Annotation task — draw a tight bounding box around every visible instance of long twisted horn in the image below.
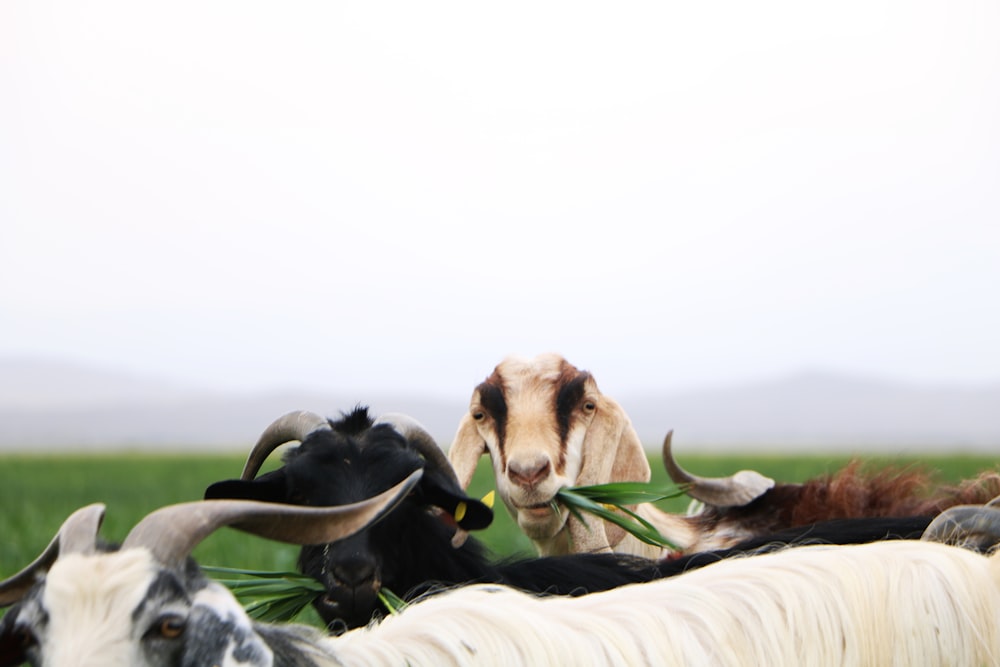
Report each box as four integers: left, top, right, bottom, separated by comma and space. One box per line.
0, 504, 106, 607
662, 430, 775, 507
122, 469, 421, 569
241, 410, 332, 480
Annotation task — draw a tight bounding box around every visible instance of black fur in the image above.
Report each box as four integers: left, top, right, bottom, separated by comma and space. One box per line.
0, 599, 32, 667
659, 515, 933, 573
204, 406, 937, 633
205, 406, 495, 630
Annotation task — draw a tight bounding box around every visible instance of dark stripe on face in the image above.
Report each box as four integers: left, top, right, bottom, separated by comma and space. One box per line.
131, 571, 191, 624
185, 604, 271, 667
555, 370, 591, 472
476, 379, 507, 462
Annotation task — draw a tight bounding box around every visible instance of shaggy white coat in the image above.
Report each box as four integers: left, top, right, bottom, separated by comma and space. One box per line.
18, 540, 1000, 667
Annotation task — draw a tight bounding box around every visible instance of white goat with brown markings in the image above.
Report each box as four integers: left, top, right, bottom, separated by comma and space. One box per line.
449, 354, 773, 557
448, 354, 654, 556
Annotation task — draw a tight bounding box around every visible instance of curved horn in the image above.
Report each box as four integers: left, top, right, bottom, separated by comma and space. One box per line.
377, 412, 460, 486
921, 505, 1000, 550
662, 430, 775, 507
241, 410, 332, 480
0, 504, 106, 607
123, 469, 421, 568
378, 412, 493, 532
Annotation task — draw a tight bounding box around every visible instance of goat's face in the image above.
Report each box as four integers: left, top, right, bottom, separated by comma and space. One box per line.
465, 355, 601, 540
2, 550, 272, 667
290, 427, 418, 630
204, 408, 491, 631
2, 484, 417, 666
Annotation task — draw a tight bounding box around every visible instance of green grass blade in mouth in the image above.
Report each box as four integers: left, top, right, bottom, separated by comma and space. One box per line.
204, 566, 324, 622
206, 566, 410, 622
554, 482, 685, 550
562, 481, 688, 505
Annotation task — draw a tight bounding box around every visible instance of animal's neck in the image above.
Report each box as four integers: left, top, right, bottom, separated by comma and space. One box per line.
529, 530, 573, 557
390, 517, 497, 594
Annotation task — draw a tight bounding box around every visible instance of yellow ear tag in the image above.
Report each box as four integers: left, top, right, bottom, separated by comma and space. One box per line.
481, 490, 495, 508
454, 501, 467, 522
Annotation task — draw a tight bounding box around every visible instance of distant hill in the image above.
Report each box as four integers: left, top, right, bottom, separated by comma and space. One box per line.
0, 358, 195, 408
0, 358, 465, 451
624, 371, 1000, 453
0, 359, 997, 453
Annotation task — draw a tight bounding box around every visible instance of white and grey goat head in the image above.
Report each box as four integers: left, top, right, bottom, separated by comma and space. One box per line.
0, 472, 419, 667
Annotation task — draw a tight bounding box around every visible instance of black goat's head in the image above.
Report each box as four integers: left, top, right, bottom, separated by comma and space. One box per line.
204, 407, 492, 631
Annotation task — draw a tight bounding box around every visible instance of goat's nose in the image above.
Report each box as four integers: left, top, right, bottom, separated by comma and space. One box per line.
508, 457, 552, 489
331, 557, 377, 587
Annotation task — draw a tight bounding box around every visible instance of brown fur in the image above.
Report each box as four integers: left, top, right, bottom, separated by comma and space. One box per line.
698, 461, 1000, 542
790, 462, 1000, 523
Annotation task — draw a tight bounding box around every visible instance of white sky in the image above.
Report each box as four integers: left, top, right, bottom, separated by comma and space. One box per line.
2, 1, 998, 399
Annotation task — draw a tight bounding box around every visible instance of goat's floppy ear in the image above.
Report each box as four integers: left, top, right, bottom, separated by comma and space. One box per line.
569, 395, 650, 552
419, 463, 493, 531
204, 469, 290, 503
578, 395, 651, 487
447, 412, 488, 490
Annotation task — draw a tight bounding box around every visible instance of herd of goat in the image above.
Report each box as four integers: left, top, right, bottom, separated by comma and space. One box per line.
2, 352, 1000, 666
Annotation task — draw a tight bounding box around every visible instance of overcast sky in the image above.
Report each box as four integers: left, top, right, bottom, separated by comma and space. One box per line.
2, 1, 998, 400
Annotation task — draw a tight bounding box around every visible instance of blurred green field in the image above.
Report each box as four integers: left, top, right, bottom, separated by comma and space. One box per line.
1, 451, 997, 624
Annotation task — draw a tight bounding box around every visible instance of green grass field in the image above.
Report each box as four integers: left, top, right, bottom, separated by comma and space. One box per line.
2, 450, 996, 625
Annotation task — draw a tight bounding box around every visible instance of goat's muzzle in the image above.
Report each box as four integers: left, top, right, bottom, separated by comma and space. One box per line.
507, 456, 552, 491
315, 577, 381, 632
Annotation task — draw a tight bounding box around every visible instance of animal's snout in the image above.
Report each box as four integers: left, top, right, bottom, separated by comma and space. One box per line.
331, 555, 378, 588
318, 553, 382, 631
507, 457, 552, 490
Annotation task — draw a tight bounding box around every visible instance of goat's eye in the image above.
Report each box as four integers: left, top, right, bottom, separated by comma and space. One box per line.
147, 614, 186, 640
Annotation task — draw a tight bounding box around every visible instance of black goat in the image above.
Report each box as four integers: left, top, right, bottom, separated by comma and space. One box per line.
204, 407, 667, 629
205, 406, 937, 632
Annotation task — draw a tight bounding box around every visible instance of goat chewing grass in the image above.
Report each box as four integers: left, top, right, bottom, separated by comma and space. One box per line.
555, 481, 687, 550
